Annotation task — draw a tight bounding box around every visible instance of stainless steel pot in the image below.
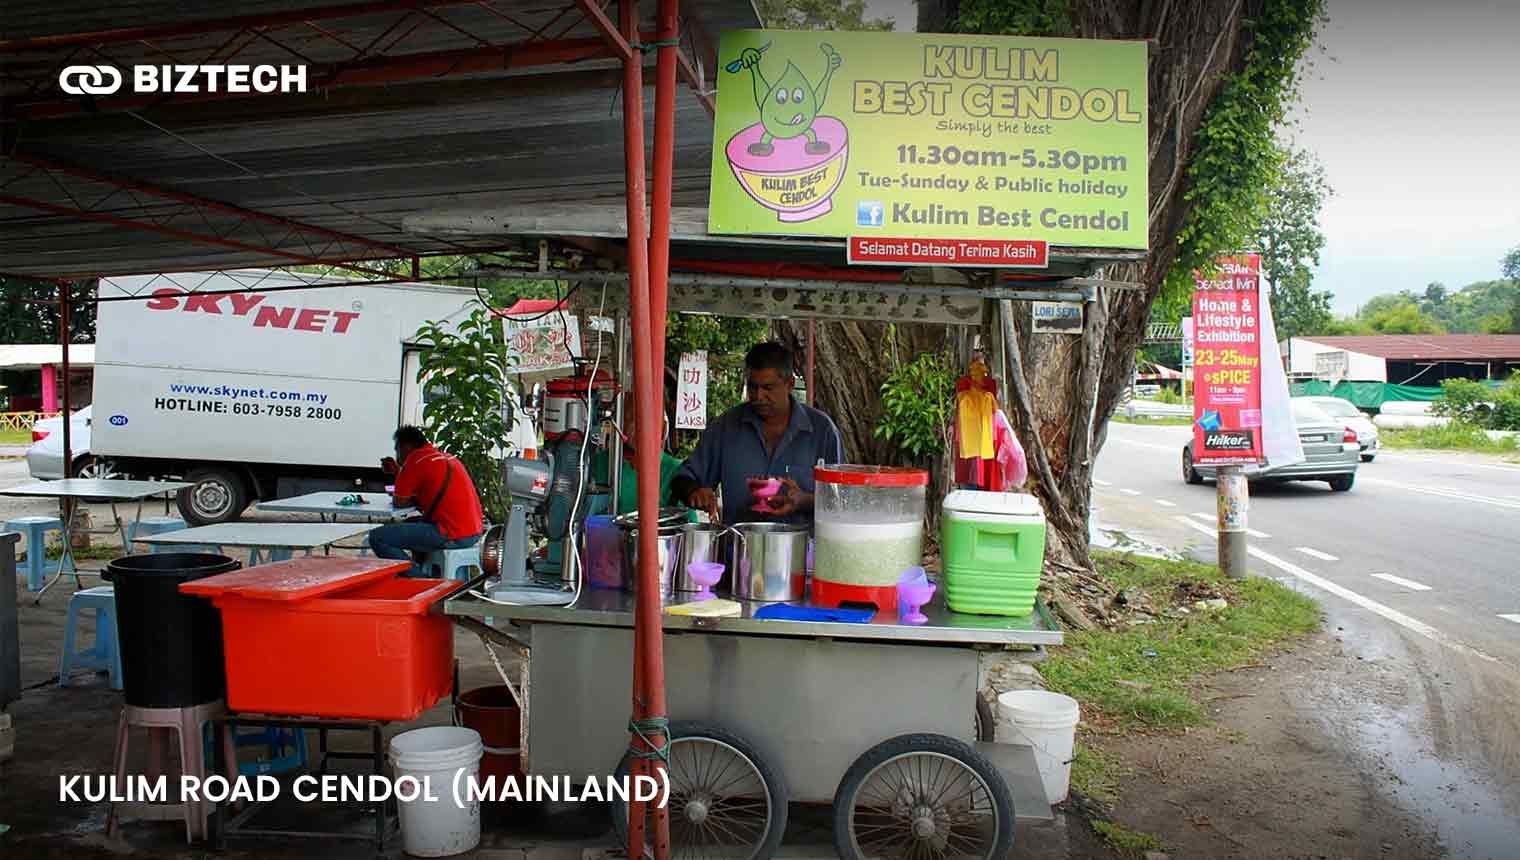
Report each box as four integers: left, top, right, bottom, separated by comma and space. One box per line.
729, 522, 809, 602
676, 523, 729, 592
614, 508, 689, 596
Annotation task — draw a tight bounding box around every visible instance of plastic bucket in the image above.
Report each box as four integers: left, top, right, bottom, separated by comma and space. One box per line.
455, 686, 521, 791
103, 553, 240, 708
389, 726, 483, 857
996, 690, 1080, 804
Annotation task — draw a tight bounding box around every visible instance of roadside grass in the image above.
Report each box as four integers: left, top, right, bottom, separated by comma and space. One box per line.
0, 428, 32, 446
1069, 742, 1127, 805
1381, 423, 1518, 454
1109, 414, 1193, 427
39, 544, 125, 562
1090, 820, 1165, 858
1039, 551, 1320, 731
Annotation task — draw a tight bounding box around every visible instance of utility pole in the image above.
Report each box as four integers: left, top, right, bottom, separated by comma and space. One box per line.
1216, 465, 1248, 579
58, 282, 75, 538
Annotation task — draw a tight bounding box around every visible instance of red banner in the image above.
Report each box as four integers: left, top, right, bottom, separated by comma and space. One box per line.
847, 237, 1048, 268
1191, 254, 1265, 465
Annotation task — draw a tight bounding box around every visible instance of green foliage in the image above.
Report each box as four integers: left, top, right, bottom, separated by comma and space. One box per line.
1381, 423, 1519, 454
1091, 820, 1165, 858
664, 313, 768, 430
1362, 301, 1445, 334
953, 0, 1072, 37
1431, 374, 1520, 432
1151, 387, 1191, 406
1068, 743, 1126, 806
412, 309, 511, 523
0, 278, 97, 345
1334, 279, 1518, 336
1257, 146, 1334, 340
756, 0, 893, 30
1162, 0, 1326, 307
1502, 245, 1520, 282
873, 350, 957, 462
1038, 551, 1320, 730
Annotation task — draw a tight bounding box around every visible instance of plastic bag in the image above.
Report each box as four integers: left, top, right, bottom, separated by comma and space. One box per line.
993, 409, 1027, 489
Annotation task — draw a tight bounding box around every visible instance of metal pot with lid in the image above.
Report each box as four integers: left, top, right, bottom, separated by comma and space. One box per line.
614, 508, 691, 595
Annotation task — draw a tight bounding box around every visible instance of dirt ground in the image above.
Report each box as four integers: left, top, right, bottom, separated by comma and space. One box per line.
1084, 631, 1445, 860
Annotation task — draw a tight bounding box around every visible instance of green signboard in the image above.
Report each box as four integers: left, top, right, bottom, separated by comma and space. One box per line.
707, 30, 1149, 249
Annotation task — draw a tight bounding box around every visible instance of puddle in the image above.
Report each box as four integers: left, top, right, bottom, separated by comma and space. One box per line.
1088, 508, 1185, 559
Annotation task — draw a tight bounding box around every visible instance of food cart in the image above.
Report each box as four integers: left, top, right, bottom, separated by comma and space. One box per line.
433, 230, 1125, 858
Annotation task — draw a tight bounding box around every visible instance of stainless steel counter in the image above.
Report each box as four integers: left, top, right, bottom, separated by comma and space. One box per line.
446, 585, 1062, 646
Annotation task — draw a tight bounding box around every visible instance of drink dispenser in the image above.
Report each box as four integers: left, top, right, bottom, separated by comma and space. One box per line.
811, 465, 928, 611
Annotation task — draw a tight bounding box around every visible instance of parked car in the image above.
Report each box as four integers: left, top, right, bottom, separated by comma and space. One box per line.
1298, 395, 1380, 462
1182, 398, 1360, 491
25, 406, 118, 480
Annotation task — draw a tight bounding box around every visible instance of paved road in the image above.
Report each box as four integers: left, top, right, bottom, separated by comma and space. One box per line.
1093, 421, 1520, 859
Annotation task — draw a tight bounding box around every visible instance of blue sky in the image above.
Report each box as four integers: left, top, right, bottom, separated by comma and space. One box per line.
863, 0, 1520, 314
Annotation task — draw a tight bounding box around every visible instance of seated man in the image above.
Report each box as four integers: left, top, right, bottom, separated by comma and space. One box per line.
370, 426, 484, 576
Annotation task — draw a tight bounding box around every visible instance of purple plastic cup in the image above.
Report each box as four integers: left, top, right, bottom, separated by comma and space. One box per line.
686, 562, 725, 602
897, 568, 935, 624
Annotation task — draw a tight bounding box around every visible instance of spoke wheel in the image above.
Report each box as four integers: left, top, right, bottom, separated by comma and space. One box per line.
612, 721, 786, 860
834, 733, 1014, 860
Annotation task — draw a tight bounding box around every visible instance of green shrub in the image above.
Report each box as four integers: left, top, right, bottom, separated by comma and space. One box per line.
1430, 378, 1492, 425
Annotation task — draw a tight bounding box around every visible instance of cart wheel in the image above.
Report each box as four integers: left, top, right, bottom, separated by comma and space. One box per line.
833, 733, 1014, 860
611, 720, 787, 860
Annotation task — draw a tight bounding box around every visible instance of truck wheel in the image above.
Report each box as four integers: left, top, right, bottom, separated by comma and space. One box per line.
178, 467, 249, 525
1329, 474, 1355, 492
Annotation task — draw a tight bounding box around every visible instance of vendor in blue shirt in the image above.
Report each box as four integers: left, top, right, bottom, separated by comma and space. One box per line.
669, 341, 845, 526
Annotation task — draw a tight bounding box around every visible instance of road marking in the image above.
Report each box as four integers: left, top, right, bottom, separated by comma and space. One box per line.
1120, 488, 1142, 496
1245, 528, 1272, 539
1295, 547, 1339, 562
1371, 573, 1432, 592
1093, 479, 1112, 487
1155, 499, 1177, 507
1108, 436, 1176, 453
1361, 477, 1520, 512
1185, 511, 1266, 537
1173, 515, 1498, 666
1190, 512, 1214, 522
1499, 614, 1520, 625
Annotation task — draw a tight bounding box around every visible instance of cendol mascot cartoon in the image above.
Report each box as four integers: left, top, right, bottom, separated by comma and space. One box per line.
738, 42, 842, 156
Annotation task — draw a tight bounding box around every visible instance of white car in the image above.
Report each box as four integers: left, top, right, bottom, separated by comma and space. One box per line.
25, 406, 117, 480
1298, 396, 1380, 462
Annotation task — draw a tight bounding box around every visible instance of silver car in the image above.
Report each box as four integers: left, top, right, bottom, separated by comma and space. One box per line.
1298, 396, 1380, 462
1183, 398, 1360, 491
25, 406, 117, 480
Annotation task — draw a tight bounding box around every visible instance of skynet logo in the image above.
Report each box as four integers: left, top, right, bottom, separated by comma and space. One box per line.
59, 65, 308, 96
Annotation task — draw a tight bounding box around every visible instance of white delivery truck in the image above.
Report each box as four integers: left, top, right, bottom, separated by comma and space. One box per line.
93, 270, 523, 524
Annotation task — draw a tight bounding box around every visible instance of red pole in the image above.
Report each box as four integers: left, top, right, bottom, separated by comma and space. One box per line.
619, 0, 671, 857
648, 0, 678, 381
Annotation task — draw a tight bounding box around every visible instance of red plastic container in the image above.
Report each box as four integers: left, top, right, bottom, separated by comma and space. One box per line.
181, 558, 461, 721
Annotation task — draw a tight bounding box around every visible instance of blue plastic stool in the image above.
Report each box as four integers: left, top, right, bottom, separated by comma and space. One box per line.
128, 515, 187, 545
232, 726, 308, 776
60, 586, 122, 690
7, 515, 71, 591
421, 545, 482, 581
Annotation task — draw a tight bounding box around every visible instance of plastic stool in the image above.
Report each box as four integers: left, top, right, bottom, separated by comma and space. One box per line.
60, 586, 123, 690
109, 701, 229, 844
421, 545, 482, 581
6, 515, 71, 591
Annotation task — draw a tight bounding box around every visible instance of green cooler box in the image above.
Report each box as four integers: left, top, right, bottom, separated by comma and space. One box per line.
941, 490, 1047, 617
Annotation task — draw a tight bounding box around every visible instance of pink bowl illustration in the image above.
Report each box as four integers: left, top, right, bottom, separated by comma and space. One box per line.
725, 116, 849, 223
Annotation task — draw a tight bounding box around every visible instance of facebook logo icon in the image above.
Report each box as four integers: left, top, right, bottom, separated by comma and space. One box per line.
856, 200, 885, 228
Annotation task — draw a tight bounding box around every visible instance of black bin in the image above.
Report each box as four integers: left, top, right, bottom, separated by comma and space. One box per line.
103, 553, 240, 708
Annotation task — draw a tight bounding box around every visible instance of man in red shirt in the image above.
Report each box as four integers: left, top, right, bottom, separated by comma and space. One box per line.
370, 426, 485, 576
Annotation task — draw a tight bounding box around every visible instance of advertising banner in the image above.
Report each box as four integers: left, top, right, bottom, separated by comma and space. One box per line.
1192, 254, 1265, 465
708, 30, 1148, 250
675, 351, 710, 430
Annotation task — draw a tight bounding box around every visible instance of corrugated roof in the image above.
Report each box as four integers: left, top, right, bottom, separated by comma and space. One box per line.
0, 1, 759, 278
0, 344, 96, 369
1297, 335, 1520, 361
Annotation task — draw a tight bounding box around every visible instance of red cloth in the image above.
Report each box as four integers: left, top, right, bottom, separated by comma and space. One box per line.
954, 375, 1002, 487
394, 444, 484, 540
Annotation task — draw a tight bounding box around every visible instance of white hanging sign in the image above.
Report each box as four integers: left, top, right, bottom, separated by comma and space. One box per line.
676, 351, 710, 430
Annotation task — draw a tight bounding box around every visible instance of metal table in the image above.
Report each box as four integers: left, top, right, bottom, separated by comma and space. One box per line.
0, 479, 192, 602
256, 491, 417, 523
446, 587, 1064, 853
137, 522, 376, 566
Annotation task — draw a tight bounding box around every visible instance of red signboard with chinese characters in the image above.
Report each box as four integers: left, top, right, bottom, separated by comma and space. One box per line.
1191, 254, 1265, 465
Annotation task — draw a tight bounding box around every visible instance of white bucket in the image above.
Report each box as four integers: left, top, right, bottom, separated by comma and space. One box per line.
997, 690, 1080, 805
389, 726, 484, 857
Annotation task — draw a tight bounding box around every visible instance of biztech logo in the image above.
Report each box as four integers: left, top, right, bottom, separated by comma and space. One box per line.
59, 65, 309, 97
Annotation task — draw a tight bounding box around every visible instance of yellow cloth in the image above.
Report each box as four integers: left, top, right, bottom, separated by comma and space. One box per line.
664, 598, 743, 617
957, 388, 997, 459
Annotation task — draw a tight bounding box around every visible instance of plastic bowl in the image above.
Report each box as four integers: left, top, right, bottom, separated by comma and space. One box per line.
686, 562, 725, 600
